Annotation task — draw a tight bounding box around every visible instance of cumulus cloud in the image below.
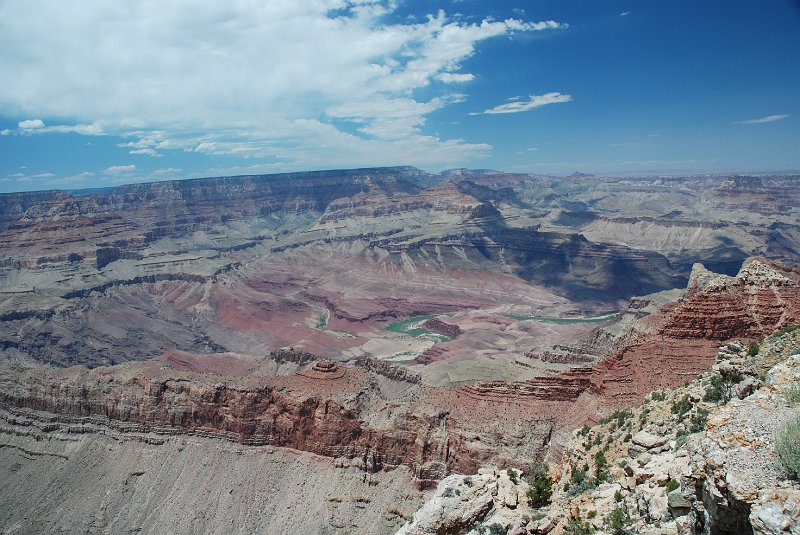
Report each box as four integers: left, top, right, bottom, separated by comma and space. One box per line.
472, 92, 572, 115
438, 72, 475, 83
18, 119, 45, 129
104, 164, 136, 175
0, 1, 566, 169
736, 114, 789, 124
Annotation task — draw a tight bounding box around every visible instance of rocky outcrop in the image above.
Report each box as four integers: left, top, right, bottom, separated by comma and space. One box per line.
0, 356, 552, 487
517, 329, 800, 535
396, 467, 536, 535
422, 318, 462, 339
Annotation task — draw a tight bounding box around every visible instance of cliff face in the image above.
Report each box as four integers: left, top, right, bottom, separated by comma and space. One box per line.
429, 258, 800, 460
0, 355, 552, 487
1, 258, 797, 489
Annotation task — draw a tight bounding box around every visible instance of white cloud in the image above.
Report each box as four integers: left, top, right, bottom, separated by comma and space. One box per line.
620, 12, 631, 16
150, 167, 182, 177
0, 1, 566, 169
736, 114, 789, 124
438, 72, 475, 83
129, 148, 162, 157
104, 164, 136, 175
18, 118, 45, 129
472, 92, 572, 115
31, 172, 55, 178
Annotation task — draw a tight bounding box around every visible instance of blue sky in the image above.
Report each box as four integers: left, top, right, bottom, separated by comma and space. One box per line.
1, 0, 798, 192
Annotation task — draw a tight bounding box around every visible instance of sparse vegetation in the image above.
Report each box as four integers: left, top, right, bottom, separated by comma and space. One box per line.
567, 464, 597, 496
506, 468, 518, 484
483, 523, 507, 535
775, 412, 800, 479
690, 408, 709, 433
603, 505, 634, 535
671, 394, 692, 420
599, 409, 632, 428
650, 391, 667, 402
749, 342, 761, 357
614, 490, 623, 502
784, 383, 800, 406
594, 450, 609, 482
564, 518, 596, 535
775, 325, 798, 337
703, 374, 733, 404
666, 478, 680, 493
525, 463, 553, 508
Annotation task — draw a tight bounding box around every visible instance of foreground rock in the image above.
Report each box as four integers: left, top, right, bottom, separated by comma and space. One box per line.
396, 328, 800, 534
396, 467, 541, 535
543, 329, 800, 534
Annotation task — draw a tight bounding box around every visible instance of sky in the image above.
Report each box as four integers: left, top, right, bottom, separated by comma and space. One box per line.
1, 0, 799, 192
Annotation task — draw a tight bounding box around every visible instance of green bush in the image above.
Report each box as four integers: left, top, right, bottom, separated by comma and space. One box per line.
749, 342, 761, 357
506, 468, 518, 484
564, 518, 596, 535
614, 490, 623, 502
483, 523, 508, 535
594, 450, 609, 482
567, 464, 598, 496
665, 479, 680, 493
650, 391, 667, 401
671, 394, 692, 419
784, 383, 800, 406
775, 412, 800, 479
703, 374, 732, 404
690, 408, 709, 433
775, 325, 798, 337
525, 463, 553, 508
603, 505, 634, 535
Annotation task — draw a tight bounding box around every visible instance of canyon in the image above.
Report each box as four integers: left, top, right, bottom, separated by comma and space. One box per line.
1, 167, 799, 534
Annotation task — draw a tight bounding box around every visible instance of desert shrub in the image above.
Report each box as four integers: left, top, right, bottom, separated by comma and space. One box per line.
690, 408, 709, 433
624, 432, 632, 442
483, 523, 507, 535
442, 487, 455, 498
703, 374, 733, 404
578, 425, 591, 437
776, 325, 798, 337
651, 391, 667, 401
775, 412, 800, 479
671, 394, 692, 420
525, 463, 553, 508
665, 478, 680, 493
564, 518, 596, 535
587, 510, 597, 519
594, 450, 610, 482
784, 383, 800, 406
506, 468, 518, 484
614, 490, 624, 502
567, 464, 597, 496
603, 505, 634, 535
749, 342, 760, 357
464, 476, 473, 487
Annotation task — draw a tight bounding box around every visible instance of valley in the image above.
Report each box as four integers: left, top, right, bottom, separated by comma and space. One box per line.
1, 167, 799, 534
